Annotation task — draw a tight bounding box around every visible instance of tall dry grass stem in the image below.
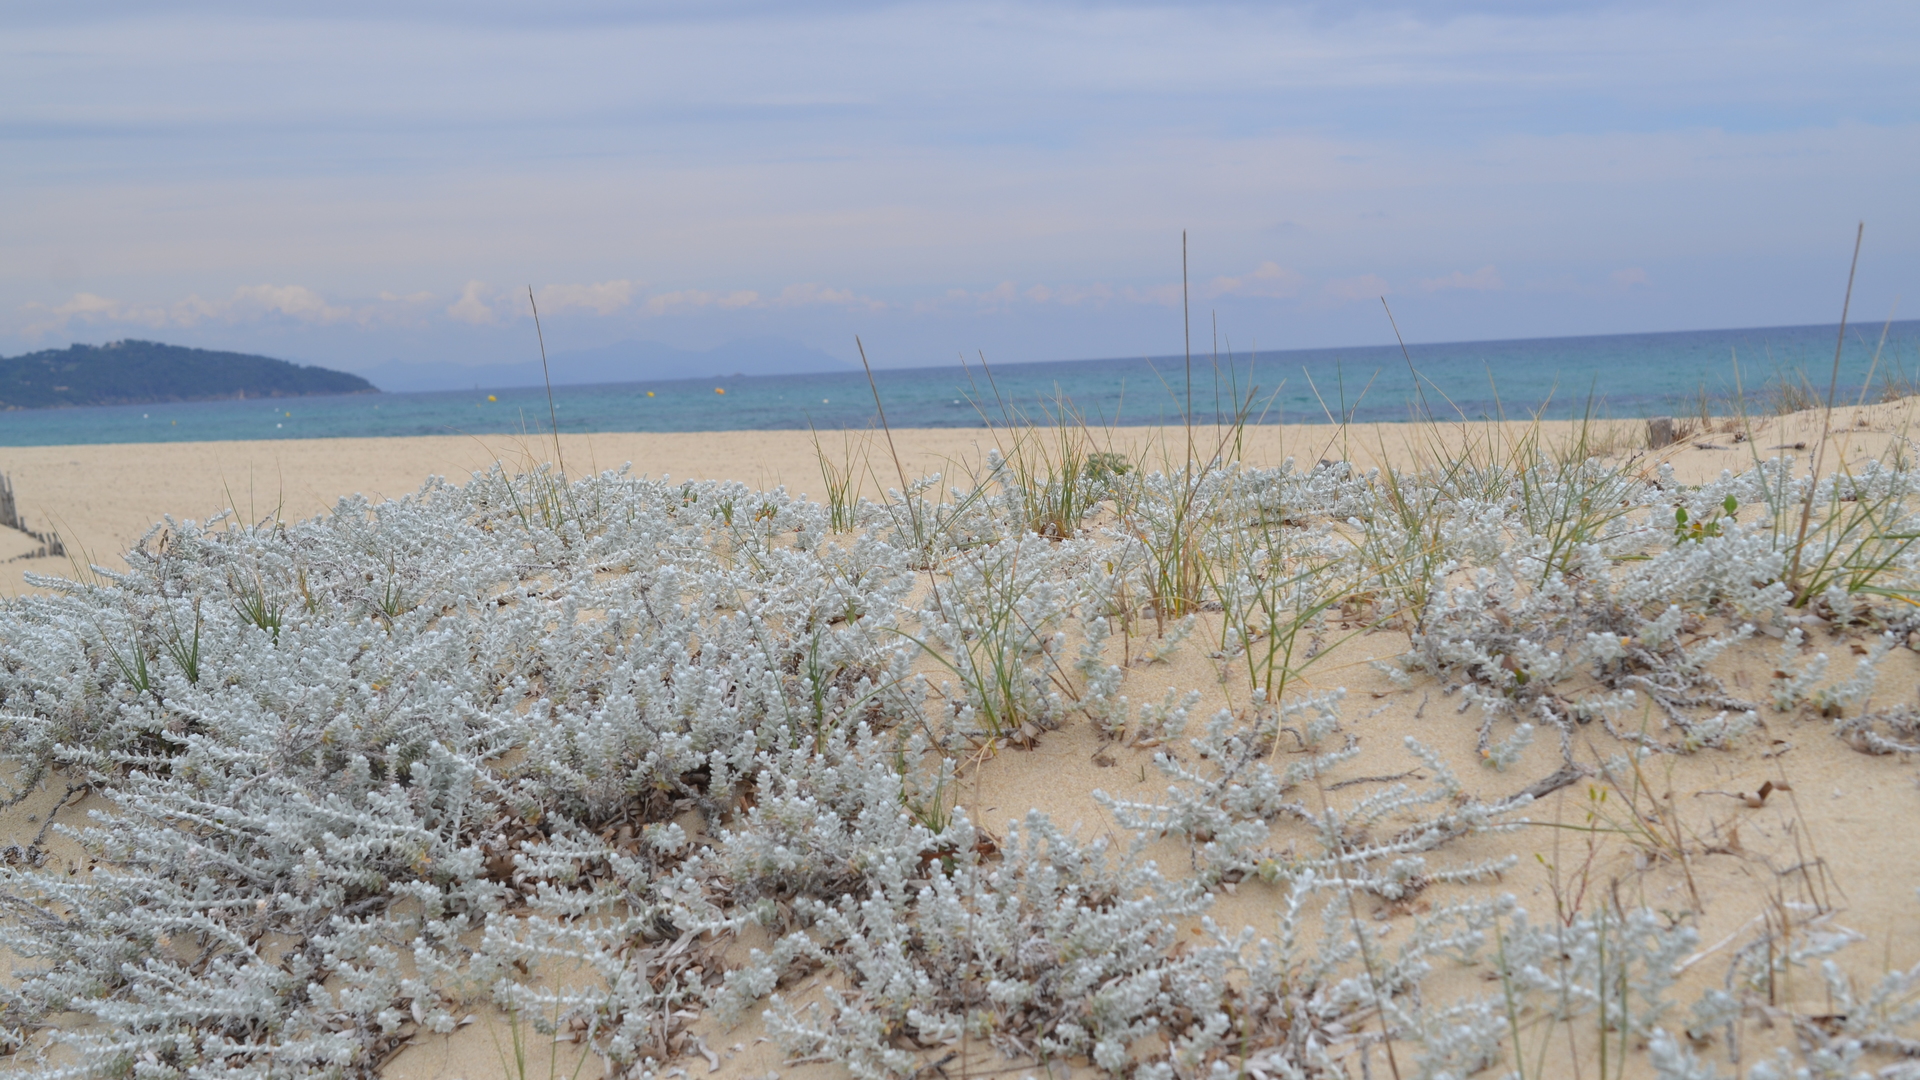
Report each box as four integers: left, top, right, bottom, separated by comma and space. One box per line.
527, 285, 565, 478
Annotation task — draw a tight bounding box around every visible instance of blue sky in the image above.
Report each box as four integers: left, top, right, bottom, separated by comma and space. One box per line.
4, 0, 1915, 374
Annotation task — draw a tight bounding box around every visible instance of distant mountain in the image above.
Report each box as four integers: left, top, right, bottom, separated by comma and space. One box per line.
0, 340, 375, 409
353, 337, 852, 393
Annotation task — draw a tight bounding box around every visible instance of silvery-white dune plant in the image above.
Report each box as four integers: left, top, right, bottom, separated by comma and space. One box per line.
0, 444, 1915, 1080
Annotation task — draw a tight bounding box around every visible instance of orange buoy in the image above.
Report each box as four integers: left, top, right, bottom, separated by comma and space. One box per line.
715, 387, 725, 395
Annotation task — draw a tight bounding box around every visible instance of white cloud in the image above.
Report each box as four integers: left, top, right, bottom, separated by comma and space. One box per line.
641, 289, 761, 316
976, 281, 1017, 309
18, 278, 897, 339
21, 284, 360, 335
227, 284, 352, 324
21, 292, 127, 331
1209, 261, 1307, 299
46, 292, 119, 319
536, 279, 641, 316
771, 283, 887, 311
19, 292, 146, 336
911, 289, 972, 314
441, 279, 850, 322
1123, 283, 1184, 307
923, 280, 1171, 311
446, 280, 498, 324
910, 280, 1044, 314
167, 296, 221, 326
353, 290, 441, 328
1419, 265, 1504, 292
1324, 274, 1391, 302
1056, 284, 1115, 306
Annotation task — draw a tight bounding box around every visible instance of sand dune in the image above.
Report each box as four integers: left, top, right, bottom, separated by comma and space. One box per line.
2, 402, 1918, 1080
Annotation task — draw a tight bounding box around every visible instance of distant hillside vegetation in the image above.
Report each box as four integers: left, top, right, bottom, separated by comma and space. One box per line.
0, 340, 377, 409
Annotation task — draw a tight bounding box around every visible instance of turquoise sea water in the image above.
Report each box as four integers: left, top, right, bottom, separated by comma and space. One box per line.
1, 321, 1914, 447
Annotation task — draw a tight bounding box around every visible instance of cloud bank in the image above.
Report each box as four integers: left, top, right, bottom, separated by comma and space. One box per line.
17, 264, 1457, 348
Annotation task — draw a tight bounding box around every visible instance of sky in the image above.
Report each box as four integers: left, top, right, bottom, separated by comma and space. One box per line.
3, 0, 1916, 375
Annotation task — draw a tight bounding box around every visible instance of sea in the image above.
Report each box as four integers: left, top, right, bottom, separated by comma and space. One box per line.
2, 320, 1914, 447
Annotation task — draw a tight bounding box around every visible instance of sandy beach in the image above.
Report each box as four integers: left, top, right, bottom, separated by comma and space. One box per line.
13, 1, 1912, 1075
3, 402, 1918, 1080
5, 405, 1913, 597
